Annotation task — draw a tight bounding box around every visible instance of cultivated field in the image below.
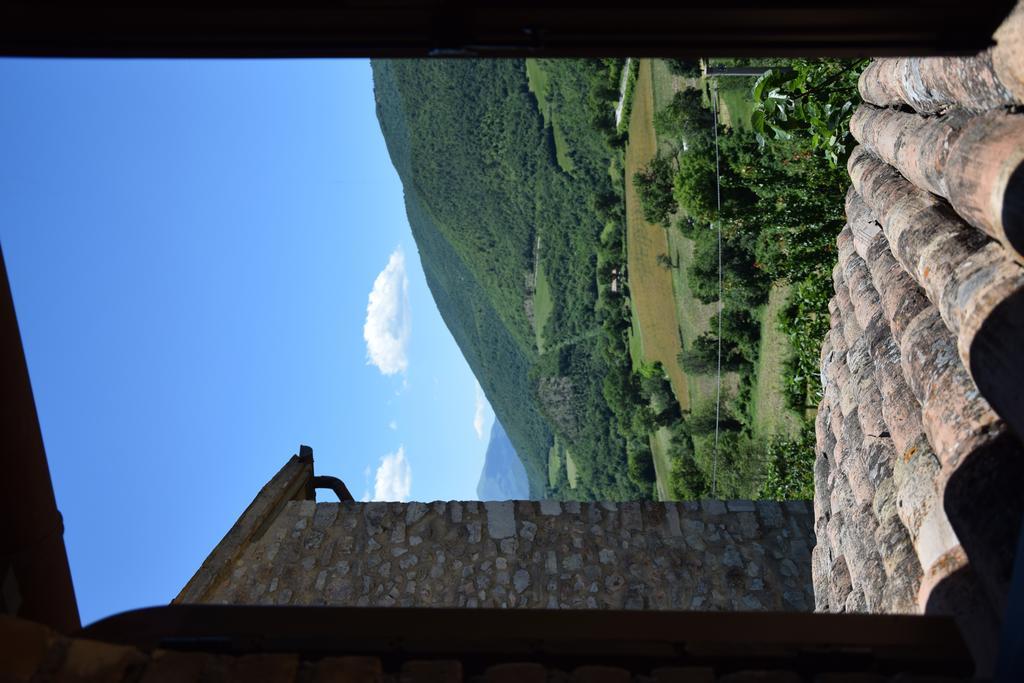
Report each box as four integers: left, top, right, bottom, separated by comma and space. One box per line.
751, 284, 804, 440
624, 59, 690, 410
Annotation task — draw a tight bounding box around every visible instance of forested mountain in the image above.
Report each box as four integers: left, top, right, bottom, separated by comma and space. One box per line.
372, 59, 648, 500
476, 421, 529, 500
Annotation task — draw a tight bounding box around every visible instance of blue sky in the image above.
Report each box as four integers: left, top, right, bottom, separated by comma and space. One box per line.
0, 58, 493, 624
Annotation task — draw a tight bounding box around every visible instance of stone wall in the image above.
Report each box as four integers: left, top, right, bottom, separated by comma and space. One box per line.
181, 497, 814, 612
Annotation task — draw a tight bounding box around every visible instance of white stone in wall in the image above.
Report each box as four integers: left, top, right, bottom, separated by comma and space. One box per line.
485, 501, 516, 539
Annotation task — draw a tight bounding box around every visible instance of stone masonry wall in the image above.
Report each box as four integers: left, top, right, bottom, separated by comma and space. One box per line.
193, 499, 814, 611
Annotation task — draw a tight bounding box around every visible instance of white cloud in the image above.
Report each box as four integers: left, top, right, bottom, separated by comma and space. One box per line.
473, 382, 490, 440
363, 248, 411, 375
388, 419, 398, 431
373, 446, 412, 501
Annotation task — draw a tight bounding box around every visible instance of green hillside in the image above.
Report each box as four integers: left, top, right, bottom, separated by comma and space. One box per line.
372, 59, 651, 500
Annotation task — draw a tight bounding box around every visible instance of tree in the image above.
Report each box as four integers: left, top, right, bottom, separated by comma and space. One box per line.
656, 253, 675, 269
685, 400, 742, 436
672, 151, 717, 224
677, 332, 748, 375
667, 422, 710, 499
653, 88, 714, 150
632, 153, 678, 226
665, 59, 702, 78
678, 334, 718, 375
712, 307, 760, 363
640, 366, 680, 426
674, 215, 698, 238
751, 59, 868, 167
627, 440, 657, 487
669, 450, 710, 500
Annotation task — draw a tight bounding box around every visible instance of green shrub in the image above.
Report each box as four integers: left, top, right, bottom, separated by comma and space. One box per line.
758, 426, 816, 500
627, 440, 658, 487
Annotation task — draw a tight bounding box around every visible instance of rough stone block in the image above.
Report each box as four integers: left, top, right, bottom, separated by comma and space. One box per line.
485, 502, 516, 539
701, 500, 727, 516
663, 502, 682, 537
313, 504, 339, 530
784, 501, 811, 515
513, 569, 531, 593
756, 502, 785, 529
539, 500, 561, 516
621, 502, 643, 530
406, 502, 429, 525
727, 500, 756, 512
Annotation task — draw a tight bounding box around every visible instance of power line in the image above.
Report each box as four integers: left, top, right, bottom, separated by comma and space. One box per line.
711, 78, 723, 498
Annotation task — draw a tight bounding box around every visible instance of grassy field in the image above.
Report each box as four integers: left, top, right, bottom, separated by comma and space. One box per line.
548, 436, 578, 489
649, 59, 679, 116
565, 449, 578, 488
624, 59, 690, 411
548, 444, 559, 488
751, 284, 804, 440
525, 58, 574, 173
719, 84, 756, 132
525, 59, 551, 125
666, 229, 738, 405
649, 427, 673, 500
626, 295, 643, 366
533, 260, 554, 352
627, 328, 643, 369
552, 124, 574, 173
667, 232, 713, 347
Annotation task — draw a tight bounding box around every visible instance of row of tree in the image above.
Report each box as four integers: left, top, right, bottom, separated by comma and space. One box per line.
631, 60, 861, 500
